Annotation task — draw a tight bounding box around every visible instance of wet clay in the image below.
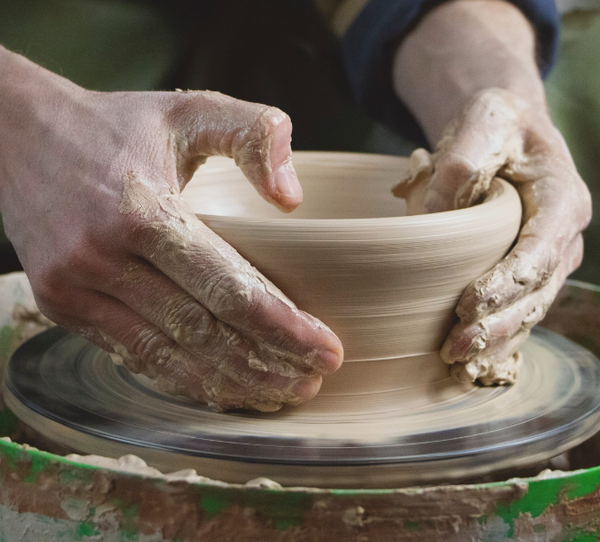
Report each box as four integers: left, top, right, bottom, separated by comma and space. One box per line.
184, 152, 522, 373
108, 151, 523, 413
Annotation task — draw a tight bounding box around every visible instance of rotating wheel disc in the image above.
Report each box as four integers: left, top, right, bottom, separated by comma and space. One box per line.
4, 327, 600, 488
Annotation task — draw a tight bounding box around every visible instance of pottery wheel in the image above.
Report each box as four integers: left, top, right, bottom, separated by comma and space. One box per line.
4, 326, 600, 488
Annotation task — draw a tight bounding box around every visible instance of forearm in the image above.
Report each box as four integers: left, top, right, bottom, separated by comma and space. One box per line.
393, 0, 546, 145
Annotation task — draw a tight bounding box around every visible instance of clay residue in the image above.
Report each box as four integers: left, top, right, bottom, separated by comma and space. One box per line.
393, 148, 524, 386
391, 148, 434, 215
113, 171, 337, 412
450, 349, 523, 386
11, 303, 54, 343
0, 438, 276, 488
63, 450, 286, 489
5, 434, 600, 541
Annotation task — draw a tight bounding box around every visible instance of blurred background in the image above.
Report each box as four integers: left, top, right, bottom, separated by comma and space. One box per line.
0, 0, 598, 284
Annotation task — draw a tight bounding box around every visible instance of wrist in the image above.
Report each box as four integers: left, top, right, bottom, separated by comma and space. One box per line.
393, 0, 546, 145
0, 46, 87, 128
0, 48, 85, 209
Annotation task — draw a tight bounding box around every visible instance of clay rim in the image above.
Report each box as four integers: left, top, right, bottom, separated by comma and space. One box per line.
192, 151, 519, 229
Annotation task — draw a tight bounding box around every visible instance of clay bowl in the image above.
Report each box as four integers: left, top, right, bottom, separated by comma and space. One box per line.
184, 151, 522, 396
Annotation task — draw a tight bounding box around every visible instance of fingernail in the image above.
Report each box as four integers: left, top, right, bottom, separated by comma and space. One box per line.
274, 164, 302, 200
440, 341, 453, 364
291, 376, 322, 401
316, 348, 343, 373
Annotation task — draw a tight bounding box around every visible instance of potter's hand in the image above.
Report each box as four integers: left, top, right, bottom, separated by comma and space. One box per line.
403, 89, 591, 383
0, 48, 343, 411
391, 1, 591, 383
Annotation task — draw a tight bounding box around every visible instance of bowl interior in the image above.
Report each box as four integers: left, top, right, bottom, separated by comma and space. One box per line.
185, 152, 408, 219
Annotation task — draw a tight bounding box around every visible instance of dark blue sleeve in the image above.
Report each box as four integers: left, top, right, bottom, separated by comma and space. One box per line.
341, 0, 560, 146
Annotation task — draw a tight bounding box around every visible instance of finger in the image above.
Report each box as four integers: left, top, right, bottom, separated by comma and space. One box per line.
49, 289, 321, 412
130, 214, 344, 375
456, 168, 589, 322
442, 234, 583, 367
449, 332, 525, 386
115, 163, 343, 377
104, 258, 325, 379
425, 90, 591, 321
425, 89, 522, 212
391, 148, 434, 215
40, 294, 246, 407
167, 91, 302, 212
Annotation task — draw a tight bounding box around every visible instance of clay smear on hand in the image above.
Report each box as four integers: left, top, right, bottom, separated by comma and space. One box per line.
392, 143, 525, 385
394, 89, 591, 386
99, 169, 341, 412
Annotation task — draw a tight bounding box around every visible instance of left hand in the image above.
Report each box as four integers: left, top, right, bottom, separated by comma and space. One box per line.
399, 88, 592, 384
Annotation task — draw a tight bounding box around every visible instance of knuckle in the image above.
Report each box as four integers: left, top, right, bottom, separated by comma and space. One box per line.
468, 88, 513, 119
473, 87, 508, 105
249, 105, 288, 136
164, 298, 222, 350
169, 297, 209, 328
123, 215, 155, 247
30, 272, 75, 316
61, 235, 102, 277
124, 326, 171, 373
257, 106, 290, 134
439, 153, 480, 183
165, 90, 207, 128
201, 269, 259, 323
128, 218, 182, 256
508, 250, 550, 288
236, 106, 289, 158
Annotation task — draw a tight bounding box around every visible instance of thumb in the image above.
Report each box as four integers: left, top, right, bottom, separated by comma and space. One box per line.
426, 89, 523, 212
168, 90, 302, 212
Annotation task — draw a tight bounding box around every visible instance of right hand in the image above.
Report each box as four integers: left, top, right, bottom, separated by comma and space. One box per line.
0, 49, 343, 412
